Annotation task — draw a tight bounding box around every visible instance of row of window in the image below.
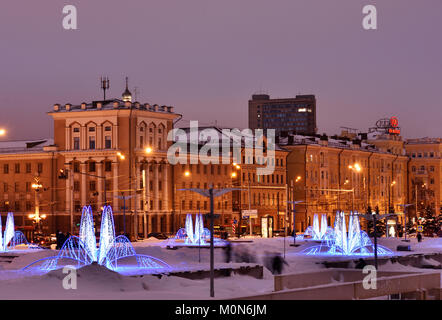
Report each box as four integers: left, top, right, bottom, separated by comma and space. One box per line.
2, 182, 41, 193
3, 163, 43, 174
409, 152, 437, 158
411, 165, 436, 172
0, 201, 33, 212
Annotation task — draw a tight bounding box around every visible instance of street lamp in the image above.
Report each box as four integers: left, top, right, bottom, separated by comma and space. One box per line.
117, 152, 125, 160
398, 204, 413, 242
0, 129, 6, 136
145, 147, 153, 154
30, 179, 45, 234
179, 185, 239, 298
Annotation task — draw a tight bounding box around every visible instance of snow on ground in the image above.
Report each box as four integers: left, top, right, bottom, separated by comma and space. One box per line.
0, 236, 440, 299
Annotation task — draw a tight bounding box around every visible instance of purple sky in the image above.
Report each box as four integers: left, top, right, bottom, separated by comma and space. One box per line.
0, 0, 441, 140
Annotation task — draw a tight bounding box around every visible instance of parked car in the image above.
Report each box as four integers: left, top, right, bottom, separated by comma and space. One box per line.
33, 233, 56, 249
147, 232, 168, 240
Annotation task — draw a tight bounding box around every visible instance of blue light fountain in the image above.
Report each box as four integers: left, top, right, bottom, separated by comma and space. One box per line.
302, 211, 393, 256
165, 213, 226, 247
23, 206, 171, 273
1, 212, 41, 252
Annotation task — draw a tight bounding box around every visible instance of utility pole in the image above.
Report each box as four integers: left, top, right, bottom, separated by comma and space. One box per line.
115, 193, 134, 236
248, 178, 252, 236
399, 204, 413, 242
179, 185, 239, 298
288, 200, 303, 246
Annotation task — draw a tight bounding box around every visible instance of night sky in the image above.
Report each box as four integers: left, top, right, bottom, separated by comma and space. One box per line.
0, 0, 441, 140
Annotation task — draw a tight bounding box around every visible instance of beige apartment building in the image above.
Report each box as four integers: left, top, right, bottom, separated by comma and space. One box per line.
280, 133, 408, 233
405, 138, 441, 216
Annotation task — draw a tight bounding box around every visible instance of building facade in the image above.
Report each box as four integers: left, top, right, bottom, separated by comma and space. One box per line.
280, 133, 408, 233
248, 94, 317, 135
405, 138, 441, 217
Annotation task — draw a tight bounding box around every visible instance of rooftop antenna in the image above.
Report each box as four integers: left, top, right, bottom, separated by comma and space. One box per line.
134, 87, 139, 102
100, 76, 110, 100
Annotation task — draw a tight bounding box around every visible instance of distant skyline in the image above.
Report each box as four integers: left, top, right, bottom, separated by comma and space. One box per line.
0, 0, 441, 141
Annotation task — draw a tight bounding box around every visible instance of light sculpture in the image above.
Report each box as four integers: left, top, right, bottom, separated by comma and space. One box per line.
23, 206, 171, 273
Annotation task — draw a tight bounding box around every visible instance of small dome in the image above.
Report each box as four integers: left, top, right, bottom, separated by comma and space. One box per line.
122, 77, 132, 102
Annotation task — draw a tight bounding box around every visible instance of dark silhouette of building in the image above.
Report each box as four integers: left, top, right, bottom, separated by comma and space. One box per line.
248, 94, 317, 135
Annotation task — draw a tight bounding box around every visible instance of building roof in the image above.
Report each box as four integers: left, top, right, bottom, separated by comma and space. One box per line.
50, 99, 176, 114
0, 139, 54, 154
174, 126, 287, 152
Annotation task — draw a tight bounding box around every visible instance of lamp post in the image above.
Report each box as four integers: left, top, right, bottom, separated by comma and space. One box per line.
398, 204, 413, 242
0, 128, 6, 136
179, 185, 239, 298
288, 200, 303, 246
30, 178, 46, 234
348, 163, 362, 212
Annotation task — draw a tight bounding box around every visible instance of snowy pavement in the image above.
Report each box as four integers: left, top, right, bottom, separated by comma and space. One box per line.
0, 236, 440, 299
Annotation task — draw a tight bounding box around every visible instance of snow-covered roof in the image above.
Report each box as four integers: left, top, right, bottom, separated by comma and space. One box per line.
0, 139, 54, 154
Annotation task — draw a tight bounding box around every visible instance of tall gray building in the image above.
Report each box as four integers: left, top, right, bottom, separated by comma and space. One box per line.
248, 94, 317, 135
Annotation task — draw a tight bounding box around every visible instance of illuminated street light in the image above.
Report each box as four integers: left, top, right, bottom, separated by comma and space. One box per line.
348, 163, 362, 172
295, 176, 302, 183
235, 165, 240, 170
117, 152, 125, 160
145, 147, 153, 154
231, 172, 237, 178
0, 129, 6, 136
184, 171, 191, 177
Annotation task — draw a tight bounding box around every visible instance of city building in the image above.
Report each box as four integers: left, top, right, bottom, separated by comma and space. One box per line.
0, 83, 179, 238
279, 132, 408, 234
405, 138, 441, 217
248, 94, 317, 135
172, 126, 288, 237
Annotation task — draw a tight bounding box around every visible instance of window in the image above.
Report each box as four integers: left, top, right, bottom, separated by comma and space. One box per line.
26, 182, 31, 192
73, 127, 80, 133
73, 137, 80, 150
26, 201, 31, 211
105, 126, 112, 132
88, 127, 96, 132
14, 182, 19, 192
105, 136, 112, 149
430, 166, 435, 172
74, 162, 80, 173
37, 163, 43, 174
3, 164, 9, 174
181, 200, 185, 210
3, 183, 8, 192
26, 163, 31, 173
14, 201, 20, 211
89, 136, 96, 150
89, 181, 96, 192
412, 166, 416, 172
105, 161, 112, 172
74, 181, 80, 192
89, 162, 96, 172
15, 163, 20, 174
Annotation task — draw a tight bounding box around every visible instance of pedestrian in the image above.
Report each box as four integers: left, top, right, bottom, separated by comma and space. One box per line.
417, 232, 422, 242
355, 258, 367, 269
223, 242, 232, 263
271, 254, 288, 275
55, 230, 62, 250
